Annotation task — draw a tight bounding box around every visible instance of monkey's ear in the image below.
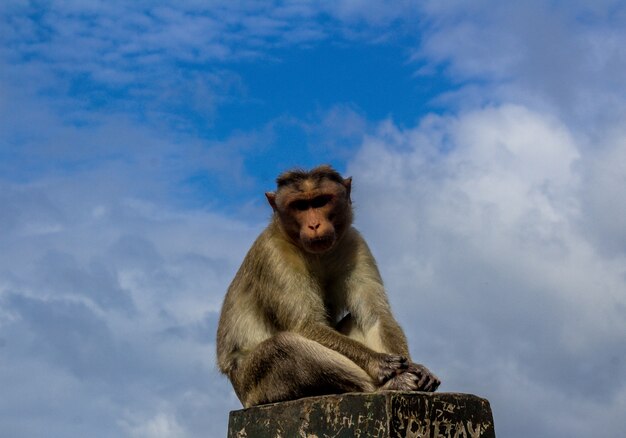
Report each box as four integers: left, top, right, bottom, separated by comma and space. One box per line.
343, 177, 352, 202
265, 192, 278, 211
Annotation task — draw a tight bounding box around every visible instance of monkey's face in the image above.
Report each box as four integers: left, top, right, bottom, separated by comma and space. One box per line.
269, 179, 352, 254
289, 194, 338, 253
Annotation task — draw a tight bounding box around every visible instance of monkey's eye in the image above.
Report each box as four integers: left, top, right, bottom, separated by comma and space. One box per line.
290, 200, 309, 211
311, 195, 332, 208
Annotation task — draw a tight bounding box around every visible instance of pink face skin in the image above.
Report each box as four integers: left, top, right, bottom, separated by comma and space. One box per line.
266, 178, 352, 254
290, 193, 337, 253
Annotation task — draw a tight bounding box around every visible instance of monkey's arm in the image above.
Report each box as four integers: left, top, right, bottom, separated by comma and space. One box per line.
340, 230, 411, 357
338, 231, 441, 391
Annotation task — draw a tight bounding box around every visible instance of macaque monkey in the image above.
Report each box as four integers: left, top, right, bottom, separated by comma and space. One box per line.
216, 165, 440, 408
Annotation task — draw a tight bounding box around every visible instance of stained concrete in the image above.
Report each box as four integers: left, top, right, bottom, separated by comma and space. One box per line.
228, 391, 495, 437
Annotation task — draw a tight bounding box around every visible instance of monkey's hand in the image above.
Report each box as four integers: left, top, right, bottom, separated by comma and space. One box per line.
369, 353, 408, 384
409, 363, 440, 391
381, 362, 440, 392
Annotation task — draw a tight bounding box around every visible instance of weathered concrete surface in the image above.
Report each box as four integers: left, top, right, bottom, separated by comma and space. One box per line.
228, 391, 495, 437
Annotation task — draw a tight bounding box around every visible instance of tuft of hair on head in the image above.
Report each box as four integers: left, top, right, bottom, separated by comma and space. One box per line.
276, 164, 344, 188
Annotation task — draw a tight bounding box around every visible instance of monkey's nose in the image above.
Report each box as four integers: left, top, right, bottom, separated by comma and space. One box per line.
308, 223, 320, 231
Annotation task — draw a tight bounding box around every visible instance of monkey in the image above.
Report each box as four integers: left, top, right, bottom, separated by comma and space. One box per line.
216, 165, 440, 408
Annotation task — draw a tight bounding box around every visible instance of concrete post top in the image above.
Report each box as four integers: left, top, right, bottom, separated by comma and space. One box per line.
228, 391, 496, 438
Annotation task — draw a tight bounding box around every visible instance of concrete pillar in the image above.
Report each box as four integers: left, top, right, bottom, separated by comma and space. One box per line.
228, 391, 495, 437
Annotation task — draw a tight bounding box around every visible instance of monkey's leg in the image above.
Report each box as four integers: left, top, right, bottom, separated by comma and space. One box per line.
336, 313, 439, 391
234, 332, 376, 408
335, 313, 379, 349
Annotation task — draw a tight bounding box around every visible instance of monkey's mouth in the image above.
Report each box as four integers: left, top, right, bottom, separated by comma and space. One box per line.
304, 235, 335, 253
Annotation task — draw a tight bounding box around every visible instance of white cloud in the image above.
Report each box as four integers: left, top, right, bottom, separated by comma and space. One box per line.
348, 104, 626, 438
0, 174, 257, 437
579, 128, 626, 256
413, 1, 626, 126
121, 409, 187, 438
324, 0, 417, 26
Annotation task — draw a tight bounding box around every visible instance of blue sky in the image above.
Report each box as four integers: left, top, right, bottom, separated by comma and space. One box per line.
2, 1, 626, 437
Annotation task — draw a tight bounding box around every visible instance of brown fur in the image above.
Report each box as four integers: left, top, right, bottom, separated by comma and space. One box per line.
216, 165, 439, 407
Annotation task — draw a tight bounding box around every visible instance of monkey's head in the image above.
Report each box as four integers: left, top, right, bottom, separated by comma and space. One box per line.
265, 165, 353, 254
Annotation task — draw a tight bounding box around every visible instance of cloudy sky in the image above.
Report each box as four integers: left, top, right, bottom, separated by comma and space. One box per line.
1, 1, 625, 437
